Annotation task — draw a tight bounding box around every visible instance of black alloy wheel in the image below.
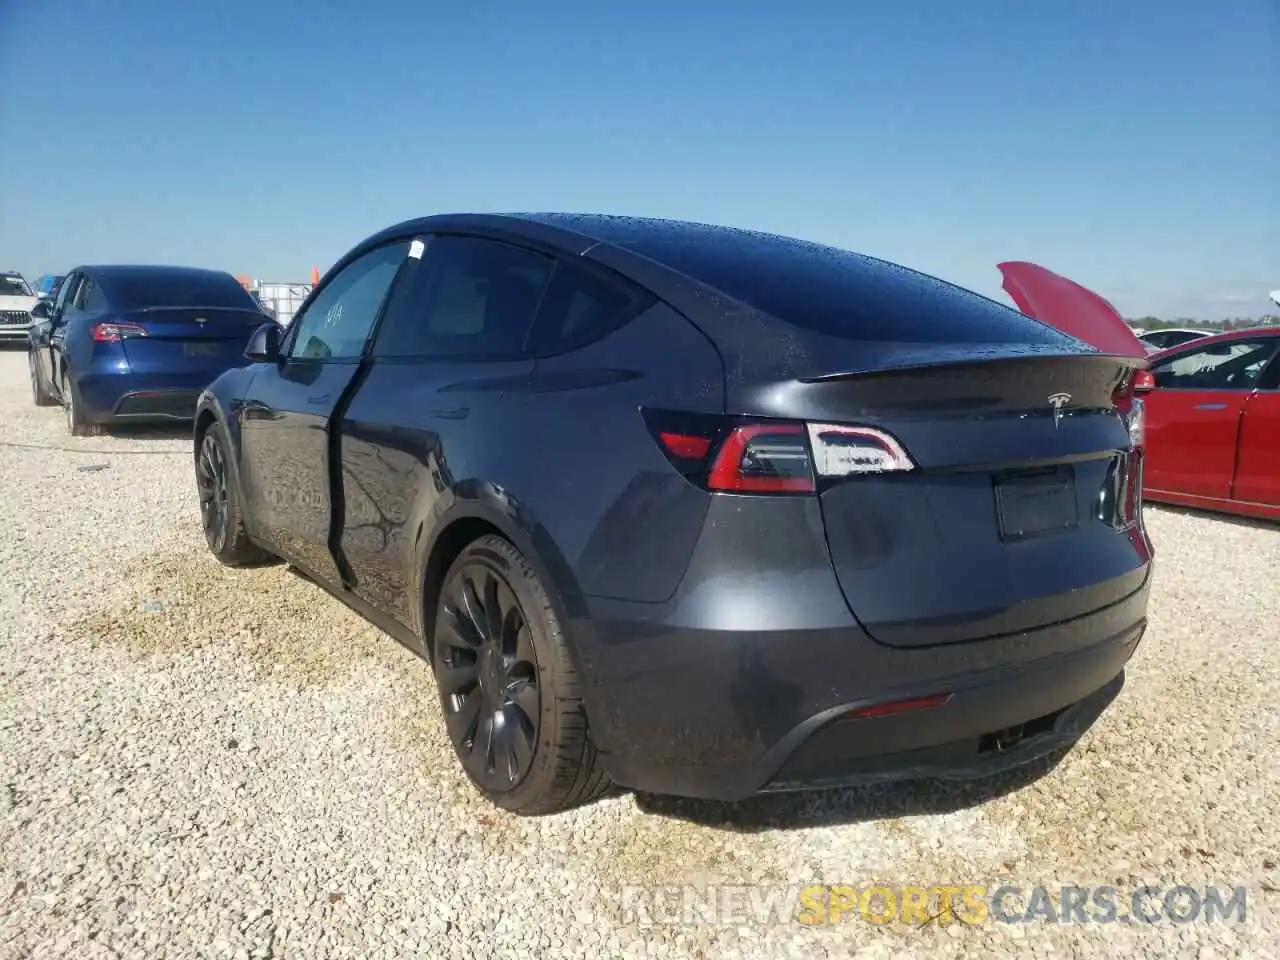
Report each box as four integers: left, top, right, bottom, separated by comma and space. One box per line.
197, 431, 230, 554
436, 558, 541, 794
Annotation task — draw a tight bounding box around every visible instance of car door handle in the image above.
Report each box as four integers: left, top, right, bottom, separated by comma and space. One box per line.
1194, 403, 1227, 411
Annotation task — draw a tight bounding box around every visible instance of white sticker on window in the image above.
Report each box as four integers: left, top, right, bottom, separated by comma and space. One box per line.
408, 239, 425, 260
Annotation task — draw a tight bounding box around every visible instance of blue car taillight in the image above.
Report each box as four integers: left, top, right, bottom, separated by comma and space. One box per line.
92, 321, 149, 342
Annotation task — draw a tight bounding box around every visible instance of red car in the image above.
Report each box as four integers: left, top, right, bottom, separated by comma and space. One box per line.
998, 262, 1279, 522
1138, 328, 1280, 520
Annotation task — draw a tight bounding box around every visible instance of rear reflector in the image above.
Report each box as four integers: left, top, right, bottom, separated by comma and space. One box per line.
657, 431, 711, 460
642, 408, 916, 495
92, 321, 148, 342
845, 693, 953, 720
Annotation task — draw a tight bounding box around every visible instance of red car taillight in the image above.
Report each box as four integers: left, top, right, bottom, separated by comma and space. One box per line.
92, 321, 149, 342
643, 409, 915, 495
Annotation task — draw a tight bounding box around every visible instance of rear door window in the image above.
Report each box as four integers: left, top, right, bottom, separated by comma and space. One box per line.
373, 235, 553, 359
56, 275, 83, 316
528, 260, 654, 356
72, 279, 92, 310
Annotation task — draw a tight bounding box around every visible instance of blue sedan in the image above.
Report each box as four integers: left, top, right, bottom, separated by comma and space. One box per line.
28, 265, 269, 435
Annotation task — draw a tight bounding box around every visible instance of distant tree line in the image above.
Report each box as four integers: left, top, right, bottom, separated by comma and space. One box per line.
1126, 316, 1280, 331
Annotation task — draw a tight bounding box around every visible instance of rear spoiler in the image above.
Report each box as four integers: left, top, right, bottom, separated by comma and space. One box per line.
799, 340, 1143, 384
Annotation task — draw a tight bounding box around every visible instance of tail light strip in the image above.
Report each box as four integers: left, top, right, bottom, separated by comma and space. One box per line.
92, 322, 149, 342
643, 409, 916, 495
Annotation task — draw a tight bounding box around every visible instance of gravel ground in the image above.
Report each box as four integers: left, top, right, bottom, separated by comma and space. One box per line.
0, 348, 1277, 959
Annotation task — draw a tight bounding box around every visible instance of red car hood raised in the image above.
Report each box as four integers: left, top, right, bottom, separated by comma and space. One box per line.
998, 261, 1147, 359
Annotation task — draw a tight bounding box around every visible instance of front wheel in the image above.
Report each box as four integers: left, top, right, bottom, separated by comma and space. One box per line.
29, 351, 57, 406
196, 421, 274, 567
433, 535, 610, 815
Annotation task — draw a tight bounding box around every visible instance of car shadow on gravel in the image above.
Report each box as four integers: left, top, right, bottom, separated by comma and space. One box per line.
632, 746, 1070, 832
97, 423, 194, 443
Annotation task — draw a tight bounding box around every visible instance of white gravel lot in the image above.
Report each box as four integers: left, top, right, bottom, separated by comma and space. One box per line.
0, 348, 1277, 959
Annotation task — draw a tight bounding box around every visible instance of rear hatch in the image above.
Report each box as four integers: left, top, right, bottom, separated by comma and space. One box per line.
581, 228, 1152, 646
792, 348, 1149, 646
997, 261, 1148, 359
654, 281, 1148, 648
116, 307, 264, 372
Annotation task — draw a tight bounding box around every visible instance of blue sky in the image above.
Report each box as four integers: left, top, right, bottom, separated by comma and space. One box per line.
1, 0, 1275, 317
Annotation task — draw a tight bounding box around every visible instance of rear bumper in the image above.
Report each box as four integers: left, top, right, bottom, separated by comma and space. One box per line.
584, 609, 1145, 801
76, 370, 216, 422
762, 638, 1133, 793
570, 497, 1151, 802
112, 389, 203, 421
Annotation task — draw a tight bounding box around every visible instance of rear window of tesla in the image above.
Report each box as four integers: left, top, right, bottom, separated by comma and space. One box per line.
108, 273, 257, 310
603, 224, 1079, 345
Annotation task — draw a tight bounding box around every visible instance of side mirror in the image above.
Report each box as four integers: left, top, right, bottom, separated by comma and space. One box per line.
30, 301, 52, 320
244, 322, 282, 363
1132, 369, 1156, 394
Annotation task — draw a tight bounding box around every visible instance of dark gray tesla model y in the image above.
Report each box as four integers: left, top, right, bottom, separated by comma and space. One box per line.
193, 214, 1152, 814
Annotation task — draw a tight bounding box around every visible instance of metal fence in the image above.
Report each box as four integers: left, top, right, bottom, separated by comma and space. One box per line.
255, 282, 312, 326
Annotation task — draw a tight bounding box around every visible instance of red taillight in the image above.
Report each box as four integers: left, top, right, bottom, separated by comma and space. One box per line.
642, 408, 915, 495
92, 322, 148, 342
708, 423, 814, 493
845, 693, 952, 720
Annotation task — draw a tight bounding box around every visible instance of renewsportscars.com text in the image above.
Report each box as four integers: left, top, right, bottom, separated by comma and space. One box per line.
620, 883, 1249, 927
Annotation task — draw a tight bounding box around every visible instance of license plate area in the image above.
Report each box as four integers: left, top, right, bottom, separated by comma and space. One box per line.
182, 341, 219, 358
995, 467, 1078, 540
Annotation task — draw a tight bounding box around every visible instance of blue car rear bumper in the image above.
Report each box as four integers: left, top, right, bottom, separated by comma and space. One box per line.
75, 368, 220, 423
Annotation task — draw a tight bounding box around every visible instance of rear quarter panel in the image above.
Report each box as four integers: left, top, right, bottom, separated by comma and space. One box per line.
506, 302, 725, 603
344, 301, 726, 634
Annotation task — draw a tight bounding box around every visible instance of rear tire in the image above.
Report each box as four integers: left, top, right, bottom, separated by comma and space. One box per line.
29, 351, 57, 407
196, 420, 274, 567
62, 372, 104, 437
432, 535, 610, 815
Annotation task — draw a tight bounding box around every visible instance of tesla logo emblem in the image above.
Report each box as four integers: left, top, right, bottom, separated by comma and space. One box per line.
1048, 392, 1072, 429
195, 317, 206, 326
